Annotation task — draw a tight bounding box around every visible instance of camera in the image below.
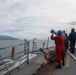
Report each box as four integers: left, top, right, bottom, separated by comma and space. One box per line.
50, 29, 55, 34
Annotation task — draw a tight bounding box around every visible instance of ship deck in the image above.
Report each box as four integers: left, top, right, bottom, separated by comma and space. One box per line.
5, 50, 76, 75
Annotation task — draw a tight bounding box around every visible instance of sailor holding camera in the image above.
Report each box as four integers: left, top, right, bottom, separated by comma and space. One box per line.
50, 29, 65, 69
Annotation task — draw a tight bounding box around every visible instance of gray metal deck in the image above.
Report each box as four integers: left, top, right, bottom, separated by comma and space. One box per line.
5, 51, 76, 75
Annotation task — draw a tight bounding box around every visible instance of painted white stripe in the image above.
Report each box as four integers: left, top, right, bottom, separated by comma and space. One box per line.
67, 50, 76, 61
65, 55, 72, 68
65, 50, 76, 68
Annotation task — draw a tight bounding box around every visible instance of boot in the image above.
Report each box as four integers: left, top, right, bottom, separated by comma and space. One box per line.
55, 62, 61, 69
62, 60, 65, 66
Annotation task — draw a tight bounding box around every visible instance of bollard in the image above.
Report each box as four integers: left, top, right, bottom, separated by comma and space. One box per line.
11, 47, 15, 60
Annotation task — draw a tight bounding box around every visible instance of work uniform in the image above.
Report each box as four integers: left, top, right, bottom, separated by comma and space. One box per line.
69, 31, 76, 53
51, 35, 65, 62
62, 32, 69, 50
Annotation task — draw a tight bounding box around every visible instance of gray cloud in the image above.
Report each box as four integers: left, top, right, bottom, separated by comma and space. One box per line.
68, 21, 76, 25
0, 27, 22, 33
8, 2, 28, 11
4, 28, 21, 32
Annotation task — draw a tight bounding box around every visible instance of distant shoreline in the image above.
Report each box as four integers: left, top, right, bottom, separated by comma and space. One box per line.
0, 35, 20, 40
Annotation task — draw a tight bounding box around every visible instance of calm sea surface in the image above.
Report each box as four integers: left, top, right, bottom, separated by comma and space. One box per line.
0, 39, 55, 59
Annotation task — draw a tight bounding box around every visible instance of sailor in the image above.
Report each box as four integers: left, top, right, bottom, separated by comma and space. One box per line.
50, 30, 65, 69
62, 30, 69, 51
69, 28, 76, 54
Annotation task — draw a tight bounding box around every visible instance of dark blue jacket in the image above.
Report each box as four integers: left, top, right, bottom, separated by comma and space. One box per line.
69, 31, 76, 43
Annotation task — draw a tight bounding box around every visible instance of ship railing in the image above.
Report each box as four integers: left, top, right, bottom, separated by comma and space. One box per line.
31, 37, 55, 53
0, 39, 29, 75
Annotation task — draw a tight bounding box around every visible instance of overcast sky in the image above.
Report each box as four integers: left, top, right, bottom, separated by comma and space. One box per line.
0, 0, 76, 40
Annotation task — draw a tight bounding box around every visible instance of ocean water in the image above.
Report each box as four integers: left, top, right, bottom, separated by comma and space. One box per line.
0, 39, 55, 59
0, 40, 24, 59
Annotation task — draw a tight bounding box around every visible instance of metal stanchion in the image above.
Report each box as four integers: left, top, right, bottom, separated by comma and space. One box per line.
0, 53, 11, 75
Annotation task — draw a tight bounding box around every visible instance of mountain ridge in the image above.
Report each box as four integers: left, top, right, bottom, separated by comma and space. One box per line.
0, 35, 19, 40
